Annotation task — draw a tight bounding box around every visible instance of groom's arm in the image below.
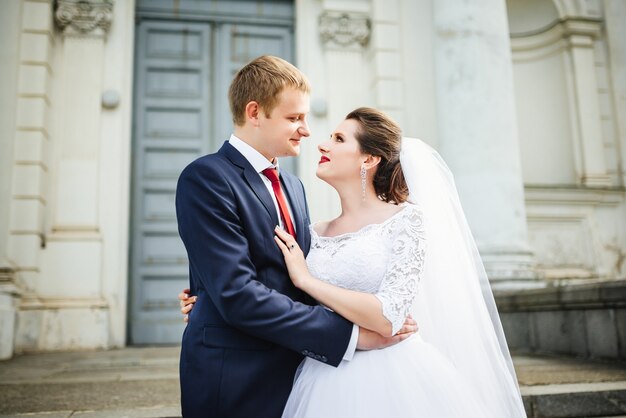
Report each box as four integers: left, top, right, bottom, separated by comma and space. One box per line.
176, 161, 352, 366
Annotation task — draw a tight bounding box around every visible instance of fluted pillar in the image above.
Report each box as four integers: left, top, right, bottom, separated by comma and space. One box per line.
433, 0, 536, 285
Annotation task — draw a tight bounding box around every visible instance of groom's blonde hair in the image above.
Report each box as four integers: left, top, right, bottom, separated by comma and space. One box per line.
229, 55, 311, 126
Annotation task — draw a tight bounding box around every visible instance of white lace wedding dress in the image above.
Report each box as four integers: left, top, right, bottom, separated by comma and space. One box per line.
282, 204, 491, 417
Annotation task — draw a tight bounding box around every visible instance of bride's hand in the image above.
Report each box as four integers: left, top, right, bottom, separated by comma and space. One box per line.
274, 227, 313, 289
178, 288, 197, 323
357, 316, 418, 350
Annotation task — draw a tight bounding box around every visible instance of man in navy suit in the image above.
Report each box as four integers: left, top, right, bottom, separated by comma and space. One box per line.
176, 56, 415, 418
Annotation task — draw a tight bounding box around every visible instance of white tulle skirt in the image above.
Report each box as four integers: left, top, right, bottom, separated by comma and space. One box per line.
282, 335, 491, 418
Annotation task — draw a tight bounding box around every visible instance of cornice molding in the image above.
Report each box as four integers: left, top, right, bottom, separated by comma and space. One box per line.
511, 17, 603, 60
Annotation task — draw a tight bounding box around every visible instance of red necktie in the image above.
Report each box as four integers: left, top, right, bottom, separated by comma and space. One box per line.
262, 168, 296, 239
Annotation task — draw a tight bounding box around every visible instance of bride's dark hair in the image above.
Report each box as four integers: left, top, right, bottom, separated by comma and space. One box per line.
345, 107, 408, 204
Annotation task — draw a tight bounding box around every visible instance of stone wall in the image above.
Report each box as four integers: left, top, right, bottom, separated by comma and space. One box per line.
497, 280, 626, 360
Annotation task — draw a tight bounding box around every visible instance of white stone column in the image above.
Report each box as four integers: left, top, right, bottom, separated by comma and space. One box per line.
432, 0, 536, 285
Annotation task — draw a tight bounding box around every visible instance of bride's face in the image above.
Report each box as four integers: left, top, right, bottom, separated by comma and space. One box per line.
316, 118, 366, 185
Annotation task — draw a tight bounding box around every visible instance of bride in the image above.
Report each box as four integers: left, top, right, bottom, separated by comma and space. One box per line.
180, 107, 526, 417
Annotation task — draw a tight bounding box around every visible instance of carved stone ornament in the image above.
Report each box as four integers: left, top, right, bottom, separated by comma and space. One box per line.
319, 11, 371, 48
55, 0, 113, 36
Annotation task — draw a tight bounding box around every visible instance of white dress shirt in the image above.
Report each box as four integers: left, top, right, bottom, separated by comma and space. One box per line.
228, 134, 358, 361
229, 134, 296, 232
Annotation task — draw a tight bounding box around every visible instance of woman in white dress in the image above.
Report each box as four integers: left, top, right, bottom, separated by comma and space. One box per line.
182, 107, 527, 417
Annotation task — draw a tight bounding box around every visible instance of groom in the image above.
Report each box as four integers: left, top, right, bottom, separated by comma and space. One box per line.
176, 55, 415, 418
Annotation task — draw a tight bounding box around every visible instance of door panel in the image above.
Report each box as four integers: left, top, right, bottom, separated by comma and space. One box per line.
130, 21, 211, 344
130, 9, 295, 344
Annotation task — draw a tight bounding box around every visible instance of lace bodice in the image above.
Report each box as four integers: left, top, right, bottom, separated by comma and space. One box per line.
306, 204, 426, 334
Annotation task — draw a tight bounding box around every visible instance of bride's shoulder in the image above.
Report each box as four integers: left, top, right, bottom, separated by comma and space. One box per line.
310, 220, 332, 236
399, 202, 422, 219
394, 203, 425, 233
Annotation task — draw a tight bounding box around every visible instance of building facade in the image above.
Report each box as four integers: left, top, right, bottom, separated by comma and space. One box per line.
0, 0, 624, 359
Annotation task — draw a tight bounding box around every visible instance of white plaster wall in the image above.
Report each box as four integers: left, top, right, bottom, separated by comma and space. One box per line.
512, 42, 578, 185
507, 0, 577, 185
526, 187, 625, 280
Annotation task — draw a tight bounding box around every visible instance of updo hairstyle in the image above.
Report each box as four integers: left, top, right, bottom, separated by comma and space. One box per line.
345, 107, 408, 204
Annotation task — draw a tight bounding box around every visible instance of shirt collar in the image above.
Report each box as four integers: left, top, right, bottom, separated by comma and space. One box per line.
229, 134, 279, 173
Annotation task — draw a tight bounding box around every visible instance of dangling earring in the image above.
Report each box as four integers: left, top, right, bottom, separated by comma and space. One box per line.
360, 165, 367, 200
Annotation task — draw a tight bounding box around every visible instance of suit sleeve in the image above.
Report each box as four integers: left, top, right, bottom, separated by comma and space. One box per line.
176, 162, 353, 366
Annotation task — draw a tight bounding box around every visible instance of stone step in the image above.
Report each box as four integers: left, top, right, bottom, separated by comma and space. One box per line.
515, 353, 626, 417
1, 347, 626, 417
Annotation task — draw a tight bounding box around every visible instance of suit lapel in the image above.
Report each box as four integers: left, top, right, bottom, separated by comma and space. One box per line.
219, 142, 307, 244
219, 142, 279, 226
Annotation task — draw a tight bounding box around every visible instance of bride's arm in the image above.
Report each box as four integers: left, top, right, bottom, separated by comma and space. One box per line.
274, 214, 425, 338
298, 277, 393, 337
275, 231, 393, 335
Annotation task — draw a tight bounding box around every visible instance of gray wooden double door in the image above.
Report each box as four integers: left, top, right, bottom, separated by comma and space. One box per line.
130, 1, 295, 344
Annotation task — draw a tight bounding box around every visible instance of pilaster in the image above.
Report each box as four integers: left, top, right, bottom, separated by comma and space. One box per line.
563, 18, 611, 187
370, 0, 404, 126
0, 0, 22, 360
604, 0, 626, 187
8, 0, 54, 308
13, 0, 114, 353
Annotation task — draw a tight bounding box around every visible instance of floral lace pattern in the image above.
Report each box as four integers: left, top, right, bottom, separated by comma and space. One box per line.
307, 205, 426, 334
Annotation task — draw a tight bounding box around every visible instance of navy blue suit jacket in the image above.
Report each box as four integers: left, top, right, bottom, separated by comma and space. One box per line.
176, 142, 353, 418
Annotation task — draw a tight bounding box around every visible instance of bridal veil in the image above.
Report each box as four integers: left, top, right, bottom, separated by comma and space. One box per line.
400, 138, 526, 417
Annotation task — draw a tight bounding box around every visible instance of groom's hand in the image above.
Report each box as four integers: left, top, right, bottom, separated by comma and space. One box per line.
356, 316, 418, 350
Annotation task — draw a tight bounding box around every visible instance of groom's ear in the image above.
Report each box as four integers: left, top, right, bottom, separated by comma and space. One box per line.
363, 154, 381, 170
245, 101, 261, 127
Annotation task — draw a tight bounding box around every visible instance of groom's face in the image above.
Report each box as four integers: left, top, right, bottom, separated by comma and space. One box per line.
258, 87, 311, 158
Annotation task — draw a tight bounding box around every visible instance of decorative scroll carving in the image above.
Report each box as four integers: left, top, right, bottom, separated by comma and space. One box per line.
55, 0, 113, 36
319, 11, 371, 48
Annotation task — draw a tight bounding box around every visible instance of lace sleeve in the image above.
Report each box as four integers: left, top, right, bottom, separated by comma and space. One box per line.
375, 207, 426, 335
